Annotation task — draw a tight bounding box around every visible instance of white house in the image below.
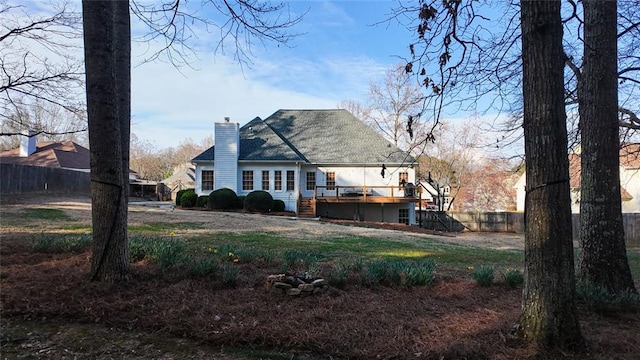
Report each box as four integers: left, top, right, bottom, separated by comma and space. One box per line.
192, 109, 418, 224
514, 144, 640, 213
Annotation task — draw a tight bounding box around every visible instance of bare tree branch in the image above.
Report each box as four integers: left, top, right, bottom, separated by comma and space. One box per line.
130, 0, 306, 69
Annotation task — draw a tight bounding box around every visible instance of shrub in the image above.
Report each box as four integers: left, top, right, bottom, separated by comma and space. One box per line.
151, 239, 188, 271
576, 282, 640, 314
129, 235, 153, 262
175, 189, 192, 206
180, 189, 198, 208
502, 268, 524, 288
196, 195, 209, 208
208, 188, 239, 210
221, 264, 240, 288
243, 190, 274, 213
232, 246, 259, 264
327, 262, 349, 288
273, 199, 286, 212
31, 233, 91, 253
363, 259, 391, 286
404, 259, 436, 286
237, 195, 245, 209
472, 265, 495, 287
187, 257, 220, 277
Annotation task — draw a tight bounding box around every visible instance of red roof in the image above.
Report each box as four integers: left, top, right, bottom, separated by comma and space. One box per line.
0, 141, 90, 170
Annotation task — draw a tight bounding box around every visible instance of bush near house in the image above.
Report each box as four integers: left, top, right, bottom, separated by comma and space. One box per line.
273, 199, 286, 212
244, 190, 274, 213
196, 195, 209, 208
179, 189, 198, 208
175, 189, 194, 206
237, 195, 245, 209
208, 188, 239, 210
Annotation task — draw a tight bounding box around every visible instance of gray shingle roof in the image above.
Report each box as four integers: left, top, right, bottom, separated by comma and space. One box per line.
192, 109, 414, 165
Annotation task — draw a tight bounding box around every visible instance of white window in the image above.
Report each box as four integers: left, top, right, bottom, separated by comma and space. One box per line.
242, 171, 254, 191
286, 170, 295, 191
275, 170, 282, 191
326, 172, 335, 190
262, 170, 269, 190
399, 172, 408, 186
201, 170, 214, 191
306, 172, 316, 191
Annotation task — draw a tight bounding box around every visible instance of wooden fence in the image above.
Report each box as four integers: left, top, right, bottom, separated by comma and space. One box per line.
0, 163, 91, 196
418, 210, 640, 247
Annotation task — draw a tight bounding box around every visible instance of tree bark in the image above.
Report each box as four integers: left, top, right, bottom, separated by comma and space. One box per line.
577, 0, 637, 295
518, 0, 584, 351
82, 0, 130, 282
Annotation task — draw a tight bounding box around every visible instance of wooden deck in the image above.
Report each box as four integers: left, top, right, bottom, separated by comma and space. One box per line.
312, 185, 421, 204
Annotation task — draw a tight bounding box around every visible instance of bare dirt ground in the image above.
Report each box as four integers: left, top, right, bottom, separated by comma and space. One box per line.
1, 194, 638, 360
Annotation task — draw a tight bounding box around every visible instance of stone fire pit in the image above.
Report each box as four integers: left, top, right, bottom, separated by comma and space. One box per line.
265, 272, 328, 296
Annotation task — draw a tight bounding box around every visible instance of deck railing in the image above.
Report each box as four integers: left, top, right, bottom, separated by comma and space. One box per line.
313, 185, 420, 201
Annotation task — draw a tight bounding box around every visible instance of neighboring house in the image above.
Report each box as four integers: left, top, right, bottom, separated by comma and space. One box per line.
0, 134, 153, 197
192, 109, 418, 224
415, 180, 450, 211
160, 165, 196, 201
0, 136, 91, 172
452, 168, 519, 212
515, 144, 640, 213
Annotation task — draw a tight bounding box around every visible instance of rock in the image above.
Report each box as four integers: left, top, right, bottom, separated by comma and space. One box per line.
286, 288, 302, 296
273, 282, 293, 290
311, 279, 326, 287
299, 283, 315, 292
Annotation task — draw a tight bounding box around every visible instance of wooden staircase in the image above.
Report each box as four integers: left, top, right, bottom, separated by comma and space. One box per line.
297, 198, 315, 218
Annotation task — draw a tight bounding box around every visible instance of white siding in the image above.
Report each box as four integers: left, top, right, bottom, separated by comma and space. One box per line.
195, 165, 214, 195
214, 122, 239, 192
238, 163, 299, 212
305, 164, 415, 197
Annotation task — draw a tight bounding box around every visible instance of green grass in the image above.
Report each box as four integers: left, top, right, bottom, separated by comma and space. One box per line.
184, 232, 526, 276
21, 208, 73, 221
188, 232, 522, 262
128, 221, 203, 233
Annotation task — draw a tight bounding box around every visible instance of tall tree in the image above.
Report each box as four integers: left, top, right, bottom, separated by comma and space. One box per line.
81, 0, 303, 282
577, 0, 637, 295
415, 119, 481, 210
367, 63, 425, 149
82, 0, 130, 282
518, 0, 584, 350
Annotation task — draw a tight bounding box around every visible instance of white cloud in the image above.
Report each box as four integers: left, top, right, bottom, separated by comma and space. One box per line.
130, 47, 339, 148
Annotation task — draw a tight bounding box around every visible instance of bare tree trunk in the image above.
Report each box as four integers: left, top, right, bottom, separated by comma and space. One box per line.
82, 0, 130, 282
577, 0, 637, 295
518, 0, 584, 350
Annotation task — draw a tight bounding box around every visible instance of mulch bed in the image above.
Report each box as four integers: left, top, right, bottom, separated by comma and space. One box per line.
1, 238, 639, 359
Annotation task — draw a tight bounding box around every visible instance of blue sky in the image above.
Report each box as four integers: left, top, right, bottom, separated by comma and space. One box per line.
130, 1, 420, 148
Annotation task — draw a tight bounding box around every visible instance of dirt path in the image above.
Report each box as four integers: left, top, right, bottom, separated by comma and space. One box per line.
1, 194, 525, 251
